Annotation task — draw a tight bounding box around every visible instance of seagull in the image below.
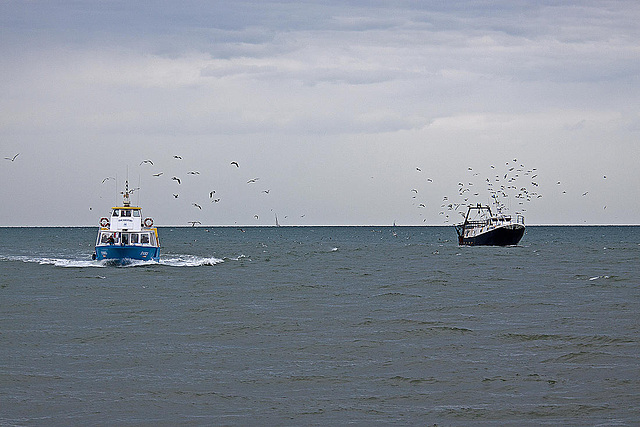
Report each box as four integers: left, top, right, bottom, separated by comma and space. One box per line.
254, 214, 259, 219
230, 161, 239, 167
173, 155, 182, 159
211, 198, 221, 203
416, 167, 421, 171
262, 190, 270, 194
193, 203, 202, 209
209, 191, 216, 198
188, 221, 201, 227
411, 189, 418, 193
152, 172, 163, 177
247, 178, 259, 183
173, 194, 179, 198
187, 171, 200, 175
582, 191, 589, 196
171, 176, 181, 184
101, 177, 115, 183
140, 160, 153, 165
4, 153, 19, 161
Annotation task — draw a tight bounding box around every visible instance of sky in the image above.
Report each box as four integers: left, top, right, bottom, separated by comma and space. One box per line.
1, 0, 639, 226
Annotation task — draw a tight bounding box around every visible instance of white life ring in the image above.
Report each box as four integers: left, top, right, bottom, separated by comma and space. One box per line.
144, 217, 154, 227
100, 217, 110, 228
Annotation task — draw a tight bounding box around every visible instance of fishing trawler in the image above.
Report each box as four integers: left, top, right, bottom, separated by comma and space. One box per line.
455, 204, 525, 246
92, 181, 160, 263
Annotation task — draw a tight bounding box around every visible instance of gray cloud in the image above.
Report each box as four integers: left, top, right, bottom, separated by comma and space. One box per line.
1, 1, 639, 225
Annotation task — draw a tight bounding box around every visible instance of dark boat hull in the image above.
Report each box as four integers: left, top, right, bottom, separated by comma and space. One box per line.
459, 225, 525, 246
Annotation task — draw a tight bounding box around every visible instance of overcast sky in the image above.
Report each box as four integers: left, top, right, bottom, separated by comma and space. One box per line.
1, 0, 638, 226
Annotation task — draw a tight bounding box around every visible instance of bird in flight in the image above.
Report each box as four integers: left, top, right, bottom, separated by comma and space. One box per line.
101, 177, 115, 183
188, 221, 201, 227
211, 198, 221, 203
193, 203, 202, 209
140, 160, 153, 165
230, 161, 239, 168
171, 176, 181, 184
4, 153, 19, 161
173, 155, 182, 159
262, 190, 270, 194
152, 172, 163, 177
209, 191, 216, 198
247, 178, 259, 183
254, 214, 259, 219
187, 171, 200, 175
173, 194, 179, 198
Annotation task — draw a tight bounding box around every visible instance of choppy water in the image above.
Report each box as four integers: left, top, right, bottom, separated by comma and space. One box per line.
1, 226, 639, 425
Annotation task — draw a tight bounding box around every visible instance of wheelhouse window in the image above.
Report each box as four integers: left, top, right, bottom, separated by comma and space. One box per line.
112, 210, 119, 217
98, 232, 117, 245
131, 233, 139, 244
133, 210, 141, 217
122, 210, 132, 217
140, 233, 150, 244
121, 233, 129, 245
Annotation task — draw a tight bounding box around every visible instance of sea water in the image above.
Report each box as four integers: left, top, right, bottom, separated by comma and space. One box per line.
1, 226, 638, 425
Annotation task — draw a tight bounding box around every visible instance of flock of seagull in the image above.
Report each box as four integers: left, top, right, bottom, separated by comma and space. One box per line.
110, 156, 278, 225
2, 151, 607, 225
409, 158, 605, 224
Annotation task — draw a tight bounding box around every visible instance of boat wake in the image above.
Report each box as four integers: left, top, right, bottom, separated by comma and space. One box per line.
1, 254, 228, 268
159, 254, 225, 267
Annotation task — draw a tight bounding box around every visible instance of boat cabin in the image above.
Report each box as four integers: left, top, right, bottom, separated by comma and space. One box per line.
96, 230, 158, 247
96, 204, 159, 247
109, 207, 143, 231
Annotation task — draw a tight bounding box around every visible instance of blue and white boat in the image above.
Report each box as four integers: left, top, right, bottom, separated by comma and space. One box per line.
92, 181, 160, 263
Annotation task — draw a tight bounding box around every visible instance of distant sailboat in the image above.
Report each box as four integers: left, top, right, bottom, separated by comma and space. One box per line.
275, 213, 281, 227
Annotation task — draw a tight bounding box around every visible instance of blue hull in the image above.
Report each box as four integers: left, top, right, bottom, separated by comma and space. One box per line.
94, 245, 160, 263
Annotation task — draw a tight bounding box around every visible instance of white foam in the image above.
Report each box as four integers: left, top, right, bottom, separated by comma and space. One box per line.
2, 254, 225, 268
1, 255, 105, 268
159, 255, 225, 267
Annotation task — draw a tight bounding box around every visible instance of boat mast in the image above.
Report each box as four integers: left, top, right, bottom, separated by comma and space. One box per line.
121, 180, 131, 207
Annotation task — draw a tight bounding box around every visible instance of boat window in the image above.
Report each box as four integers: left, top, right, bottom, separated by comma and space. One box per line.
121, 233, 129, 245
131, 233, 139, 244
122, 210, 132, 217
100, 233, 110, 244
150, 233, 156, 246
112, 210, 119, 217
140, 233, 150, 244
133, 210, 141, 217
